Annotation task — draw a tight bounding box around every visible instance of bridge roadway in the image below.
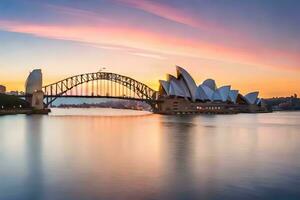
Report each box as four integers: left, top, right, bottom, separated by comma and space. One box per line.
18, 94, 157, 101
17, 94, 158, 109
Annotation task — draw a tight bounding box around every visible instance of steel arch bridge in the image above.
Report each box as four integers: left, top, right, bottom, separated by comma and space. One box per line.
42, 72, 157, 106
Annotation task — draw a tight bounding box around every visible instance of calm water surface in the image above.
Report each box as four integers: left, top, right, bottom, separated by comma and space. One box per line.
0, 109, 300, 200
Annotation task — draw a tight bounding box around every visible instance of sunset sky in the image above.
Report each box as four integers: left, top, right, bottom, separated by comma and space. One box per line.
0, 0, 299, 97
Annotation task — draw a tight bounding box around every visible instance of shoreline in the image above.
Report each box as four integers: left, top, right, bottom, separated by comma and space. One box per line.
0, 109, 51, 116
1, 107, 297, 117
49, 107, 152, 117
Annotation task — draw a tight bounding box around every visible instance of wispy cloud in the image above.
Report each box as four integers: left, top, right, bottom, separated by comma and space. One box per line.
116, 0, 209, 29
45, 4, 109, 23
130, 52, 166, 60
82, 42, 167, 60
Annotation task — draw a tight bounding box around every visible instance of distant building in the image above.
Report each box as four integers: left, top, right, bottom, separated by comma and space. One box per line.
7, 91, 19, 95
0, 85, 6, 94
19, 91, 25, 95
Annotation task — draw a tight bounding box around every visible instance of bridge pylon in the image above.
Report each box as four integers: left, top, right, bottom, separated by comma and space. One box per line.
30, 91, 45, 109
25, 69, 45, 109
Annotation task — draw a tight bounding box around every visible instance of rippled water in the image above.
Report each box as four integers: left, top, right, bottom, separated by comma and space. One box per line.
0, 109, 300, 200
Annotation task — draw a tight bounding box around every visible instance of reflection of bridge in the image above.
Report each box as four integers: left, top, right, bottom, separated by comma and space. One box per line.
42, 72, 158, 106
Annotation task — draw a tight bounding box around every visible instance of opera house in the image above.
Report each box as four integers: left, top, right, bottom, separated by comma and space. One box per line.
156, 66, 268, 114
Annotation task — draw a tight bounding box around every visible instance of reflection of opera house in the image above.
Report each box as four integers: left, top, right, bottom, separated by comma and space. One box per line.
156, 66, 268, 114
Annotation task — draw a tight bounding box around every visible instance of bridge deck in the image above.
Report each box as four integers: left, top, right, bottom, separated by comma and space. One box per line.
17, 95, 157, 102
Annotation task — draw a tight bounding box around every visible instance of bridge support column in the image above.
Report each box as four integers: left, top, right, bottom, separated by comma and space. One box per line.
30, 91, 45, 109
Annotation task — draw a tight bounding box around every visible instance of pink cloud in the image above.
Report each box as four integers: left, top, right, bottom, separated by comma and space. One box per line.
0, 19, 299, 71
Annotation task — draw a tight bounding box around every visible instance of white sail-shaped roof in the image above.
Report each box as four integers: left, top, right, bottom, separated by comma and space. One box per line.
244, 92, 259, 104
202, 85, 214, 101
167, 74, 177, 82
167, 74, 187, 97
202, 79, 217, 91
196, 84, 214, 101
159, 80, 170, 95
169, 80, 185, 97
228, 90, 239, 103
176, 66, 197, 101
212, 91, 222, 101
218, 86, 231, 102
178, 77, 191, 98
25, 69, 43, 94
256, 98, 261, 105
158, 66, 262, 107
168, 83, 175, 96
195, 86, 208, 101
212, 86, 231, 102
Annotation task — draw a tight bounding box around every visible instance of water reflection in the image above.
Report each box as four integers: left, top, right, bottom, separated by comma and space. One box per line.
161, 115, 197, 200
24, 116, 44, 200
0, 111, 300, 200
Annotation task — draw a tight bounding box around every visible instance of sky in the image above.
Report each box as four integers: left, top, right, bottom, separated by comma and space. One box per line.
0, 0, 299, 97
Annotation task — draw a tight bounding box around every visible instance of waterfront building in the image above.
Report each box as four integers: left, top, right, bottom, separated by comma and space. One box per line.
0, 85, 6, 94
156, 66, 268, 114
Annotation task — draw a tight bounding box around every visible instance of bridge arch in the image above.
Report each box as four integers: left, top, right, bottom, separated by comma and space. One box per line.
42, 72, 157, 106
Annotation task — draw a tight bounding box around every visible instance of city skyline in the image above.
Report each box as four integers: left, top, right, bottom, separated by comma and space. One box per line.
0, 0, 300, 97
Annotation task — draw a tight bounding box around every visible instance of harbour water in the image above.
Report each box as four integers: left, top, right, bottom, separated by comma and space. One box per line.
0, 109, 300, 200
